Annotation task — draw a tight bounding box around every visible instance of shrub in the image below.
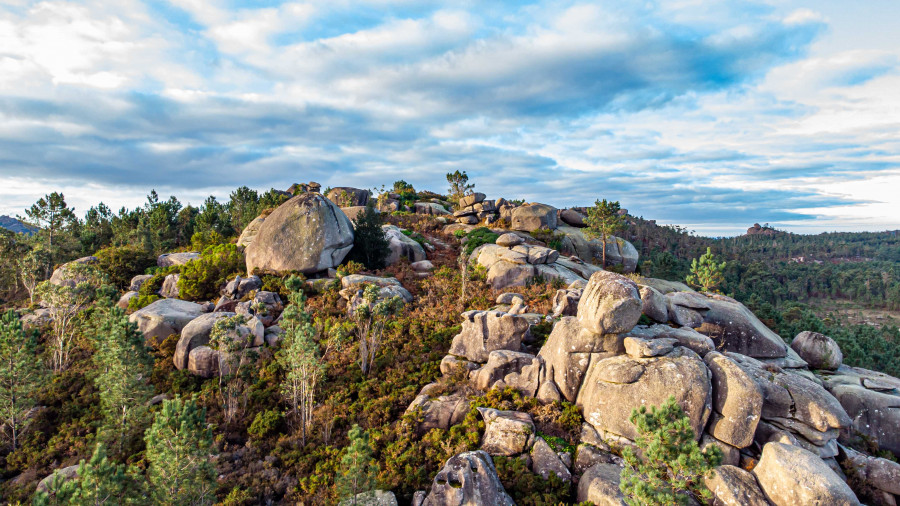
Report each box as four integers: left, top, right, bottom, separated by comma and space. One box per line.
190, 229, 226, 251
337, 260, 366, 277
138, 271, 169, 296
345, 204, 390, 270
177, 243, 245, 301
620, 396, 722, 505
95, 245, 156, 289
494, 455, 571, 505
463, 227, 499, 255
531, 229, 564, 251
248, 409, 283, 440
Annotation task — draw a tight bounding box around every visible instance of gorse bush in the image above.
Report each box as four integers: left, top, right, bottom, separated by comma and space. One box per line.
94, 245, 156, 289
178, 243, 245, 301
620, 396, 722, 505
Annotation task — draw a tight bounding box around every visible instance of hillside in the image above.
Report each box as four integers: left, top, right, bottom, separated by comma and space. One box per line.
1, 181, 899, 505
0, 216, 34, 235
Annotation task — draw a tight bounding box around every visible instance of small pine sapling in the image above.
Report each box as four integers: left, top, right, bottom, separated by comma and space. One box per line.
620, 396, 722, 505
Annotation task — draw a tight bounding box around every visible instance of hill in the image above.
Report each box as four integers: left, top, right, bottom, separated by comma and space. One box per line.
1, 180, 899, 505
0, 215, 34, 235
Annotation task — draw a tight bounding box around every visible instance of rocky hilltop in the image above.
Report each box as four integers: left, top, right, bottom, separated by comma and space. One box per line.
8, 182, 900, 505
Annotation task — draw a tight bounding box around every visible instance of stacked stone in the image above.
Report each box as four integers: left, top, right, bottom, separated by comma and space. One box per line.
452, 193, 501, 225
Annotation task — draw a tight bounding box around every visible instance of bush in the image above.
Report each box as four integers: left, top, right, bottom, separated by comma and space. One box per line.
345, 204, 390, 270
494, 455, 571, 505
138, 271, 169, 296
248, 409, 283, 440
127, 294, 162, 311
95, 245, 157, 289
463, 227, 499, 255
177, 243, 245, 301
531, 229, 564, 251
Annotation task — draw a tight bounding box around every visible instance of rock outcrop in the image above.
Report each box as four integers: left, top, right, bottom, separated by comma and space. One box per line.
422, 451, 515, 506
129, 298, 204, 346
245, 193, 354, 275
383, 225, 427, 265
753, 442, 860, 505
448, 310, 531, 363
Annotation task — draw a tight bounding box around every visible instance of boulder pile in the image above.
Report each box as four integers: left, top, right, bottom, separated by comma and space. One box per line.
409, 266, 900, 504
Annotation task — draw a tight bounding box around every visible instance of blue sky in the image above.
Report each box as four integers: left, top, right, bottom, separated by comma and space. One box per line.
1, 0, 898, 235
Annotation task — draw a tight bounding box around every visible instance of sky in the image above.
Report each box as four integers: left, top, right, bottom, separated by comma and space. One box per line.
1, 0, 899, 236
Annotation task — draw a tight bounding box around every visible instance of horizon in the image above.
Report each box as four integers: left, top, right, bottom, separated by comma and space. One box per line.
1, 0, 899, 237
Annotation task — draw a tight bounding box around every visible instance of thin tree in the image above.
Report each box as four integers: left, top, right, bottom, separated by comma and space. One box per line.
336, 424, 379, 504
35, 263, 103, 372
145, 396, 217, 506
354, 285, 402, 376
208, 315, 251, 423
584, 199, 625, 268
278, 276, 325, 445
0, 310, 46, 451
18, 246, 50, 306
90, 304, 154, 454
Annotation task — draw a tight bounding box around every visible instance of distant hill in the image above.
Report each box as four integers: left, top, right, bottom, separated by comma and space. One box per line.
0, 215, 35, 235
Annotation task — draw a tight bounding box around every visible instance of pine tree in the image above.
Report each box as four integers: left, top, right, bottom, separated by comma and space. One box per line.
446, 170, 474, 205
584, 199, 625, 268
277, 277, 325, 445
619, 396, 722, 505
346, 204, 390, 270
33, 444, 144, 505
0, 310, 46, 451
21, 192, 77, 269
686, 247, 726, 293
145, 396, 217, 506
336, 424, 378, 504
90, 304, 154, 454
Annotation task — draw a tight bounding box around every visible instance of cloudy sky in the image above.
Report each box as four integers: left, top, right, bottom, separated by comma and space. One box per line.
1, 0, 898, 236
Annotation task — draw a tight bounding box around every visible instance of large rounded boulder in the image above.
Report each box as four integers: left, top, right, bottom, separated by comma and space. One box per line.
577, 347, 712, 442
577, 271, 642, 335
245, 193, 354, 275
511, 203, 558, 232
129, 298, 205, 346
753, 442, 860, 506
791, 331, 842, 370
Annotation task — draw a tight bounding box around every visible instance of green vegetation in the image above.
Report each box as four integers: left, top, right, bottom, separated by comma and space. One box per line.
0, 310, 45, 451
178, 243, 244, 301
95, 245, 156, 289
278, 277, 325, 445
336, 424, 378, 503
345, 204, 390, 270
686, 246, 726, 293
584, 199, 625, 267
89, 304, 154, 454
446, 170, 475, 204
620, 396, 722, 505
33, 444, 144, 505
463, 227, 499, 255
145, 396, 217, 505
